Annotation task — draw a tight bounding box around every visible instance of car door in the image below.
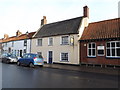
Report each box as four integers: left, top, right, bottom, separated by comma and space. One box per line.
23, 54, 30, 65
20, 54, 27, 64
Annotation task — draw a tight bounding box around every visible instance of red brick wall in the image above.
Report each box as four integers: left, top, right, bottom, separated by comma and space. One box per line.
80, 40, 120, 66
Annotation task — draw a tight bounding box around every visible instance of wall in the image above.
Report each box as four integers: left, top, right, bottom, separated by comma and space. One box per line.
2, 39, 31, 56
80, 40, 120, 66
31, 34, 79, 65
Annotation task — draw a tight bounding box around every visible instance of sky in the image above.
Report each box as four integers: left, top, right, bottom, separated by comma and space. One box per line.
0, 0, 119, 38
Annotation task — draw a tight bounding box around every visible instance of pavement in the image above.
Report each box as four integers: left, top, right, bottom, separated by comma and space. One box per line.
44, 63, 120, 76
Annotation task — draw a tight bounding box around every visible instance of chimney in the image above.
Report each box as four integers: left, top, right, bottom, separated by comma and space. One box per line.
4, 34, 9, 39
16, 30, 22, 36
41, 16, 47, 26
83, 6, 89, 18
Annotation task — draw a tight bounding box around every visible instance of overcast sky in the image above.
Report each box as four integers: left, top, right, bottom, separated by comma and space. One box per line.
0, 0, 119, 38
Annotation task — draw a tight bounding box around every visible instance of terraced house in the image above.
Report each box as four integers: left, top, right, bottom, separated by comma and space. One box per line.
1, 30, 35, 57
80, 18, 120, 67
31, 6, 89, 65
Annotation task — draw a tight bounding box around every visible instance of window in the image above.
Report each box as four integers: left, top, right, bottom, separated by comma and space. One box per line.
61, 53, 68, 61
37, 39, 42, 46
97, 46, 104, 56
24, 49, 26, 53
24, 40, 27, 46
87, 43, 96, 57
48, 38, 53, 46
61, 36, 69, 45
17, 50, 19, 56
37, 52, 42, 56
106, 41, 120, 58
5, 43, 7, 47
12, 41, 14, 47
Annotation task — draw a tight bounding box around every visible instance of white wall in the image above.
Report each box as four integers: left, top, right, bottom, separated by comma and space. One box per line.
2, 39, 31, 56
31, 34, 79, 65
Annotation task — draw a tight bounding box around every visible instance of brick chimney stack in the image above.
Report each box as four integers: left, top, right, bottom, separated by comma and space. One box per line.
16, 30, 22, 36
83, 6, 89, 18
41, 16, 47, 26
4, 34, 9, 39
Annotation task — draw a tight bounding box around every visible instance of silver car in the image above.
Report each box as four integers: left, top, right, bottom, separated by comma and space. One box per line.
1, 53, 18, 63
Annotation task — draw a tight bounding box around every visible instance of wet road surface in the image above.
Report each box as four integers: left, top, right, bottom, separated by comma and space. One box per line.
2, 62, 120, 88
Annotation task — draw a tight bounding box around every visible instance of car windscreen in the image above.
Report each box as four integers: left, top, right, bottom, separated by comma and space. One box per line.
11, 54, 17, 58
36, 54, 43, 58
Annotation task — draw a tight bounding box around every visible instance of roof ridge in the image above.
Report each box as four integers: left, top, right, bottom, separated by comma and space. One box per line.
90, 17, 120, 24
44, 16, 83, 26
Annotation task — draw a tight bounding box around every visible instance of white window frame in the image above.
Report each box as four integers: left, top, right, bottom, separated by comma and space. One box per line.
48, 37, 53, 46
106, 41, 120, 58
87, 42, 96, 57
60, 36, 69, 45
37, 38, 42, 46
60, 52, 69, 62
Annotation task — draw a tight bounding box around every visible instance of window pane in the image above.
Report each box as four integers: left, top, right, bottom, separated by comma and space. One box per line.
88, 49, 91, 56
107, 49, 110, 56
49, 38, 53, 45
111, 42, 115, 47
38, 39, 42, 46
89, 44, 91, 48
98, 50, 104, 55
116, 42, 120, 47
107, 43, 110, 48
92, 43, 95, 48
112, 49, 115, 56
116, 48, 120, 56
92, 49, 95, 56
62, 36, 68, 45
61, 53, 68, 61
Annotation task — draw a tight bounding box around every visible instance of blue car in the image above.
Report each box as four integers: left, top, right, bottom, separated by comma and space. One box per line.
17, 53, 44, 67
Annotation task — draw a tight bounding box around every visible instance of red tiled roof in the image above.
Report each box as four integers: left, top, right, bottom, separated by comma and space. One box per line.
1, 32, 36, 43
80, 18, 120, 40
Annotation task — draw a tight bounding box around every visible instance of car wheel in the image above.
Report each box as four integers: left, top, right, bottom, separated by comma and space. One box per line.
17, 61, 20, 66
29, 63, 34, 68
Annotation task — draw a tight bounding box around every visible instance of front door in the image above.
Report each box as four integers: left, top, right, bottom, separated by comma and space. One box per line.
20, 50, 22, 57
48, 51, 53, 64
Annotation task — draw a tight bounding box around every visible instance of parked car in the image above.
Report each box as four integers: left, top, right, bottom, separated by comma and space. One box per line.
17, 53, 44, 67
1, 53, 18, 63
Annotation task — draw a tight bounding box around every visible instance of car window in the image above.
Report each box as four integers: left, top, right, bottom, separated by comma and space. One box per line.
37, 54, 43, 58
11, 54, 17, 58
27, 54, 31, 58
23, 54, 28, 58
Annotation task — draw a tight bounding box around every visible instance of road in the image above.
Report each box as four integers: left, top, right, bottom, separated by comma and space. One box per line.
1, 62, 120, 88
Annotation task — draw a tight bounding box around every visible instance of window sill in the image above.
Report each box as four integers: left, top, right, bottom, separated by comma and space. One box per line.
48, 45, 53, 46
87, 56, 96, 58
60, 60, 69, 62
106, 57, 120, 59
36, 45, 42, 47
60, 44, 69, 45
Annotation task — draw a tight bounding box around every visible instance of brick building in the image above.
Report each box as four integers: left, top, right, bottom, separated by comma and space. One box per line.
80, 18, 120, 67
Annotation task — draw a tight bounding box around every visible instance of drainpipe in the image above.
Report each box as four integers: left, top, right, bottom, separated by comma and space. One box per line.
30, 39, 32, 53
79, 40, 81, 66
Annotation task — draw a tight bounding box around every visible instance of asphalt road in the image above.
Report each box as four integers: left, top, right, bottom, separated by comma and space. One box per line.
1, 62, 120, 88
